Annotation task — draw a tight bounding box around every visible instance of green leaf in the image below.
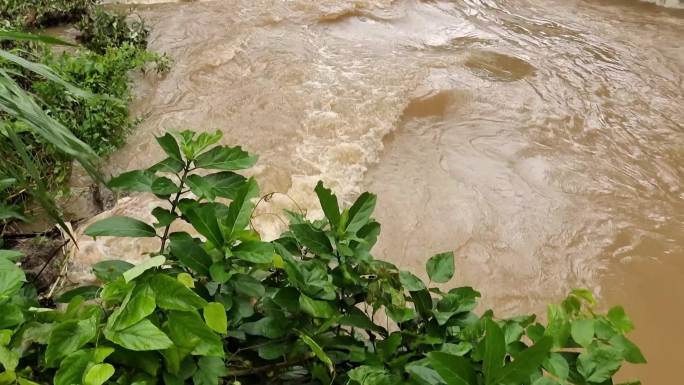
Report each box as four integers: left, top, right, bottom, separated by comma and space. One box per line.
151, 177, 180, 196
184, 203, 225, 248
151, 274, 207, 311
194, 145, 257, 170
399, 271, 426, 291
168, 232, 211, 276
299, 294, 337, 318
0, 345, 19, 371
291, 223, 333, 256
299, 333, 334, 373
54, 350, 91, 385
110, 283, 156, 330
156, 133, 183, 161
177, 273, 195, 288
149, 157, 185, 173
0, 31, 76, 46
545, 304, 570, 349
406, 364, 444, 385
428, 351, 476, 385
192, 356, 227, 385
0, 304, 23, 329
231, 274, 265, 298
0, 250, 23, 262
56, 285, 100, 303
93, 260, 135, 282
203, 302, 227, 334
426, 252, 455, 283
45, 317, 97, 367
240, 317, 288, 339
483, 319, 506, 385
202, 172, 246, 200
0, 258, 25, 300
83, 363, 115, 385
577, 345, 623, 383
492, 337, 553, 385
570, 319, 595, 347
315, 181, 340, 230
609, 335, 646, 364
222, 178, 259, 240
607, 306, 634, 333
85, 216, 157, 238
232, 241, 275, 264
152, 207, 177, 228
108, 170, 156, 192
105, 319, 173, 351
345, 192, 377, 235
543, 353, 569, 380
166, 311, 224, 357
347, 365, 391, 385
123, 256, 166, 283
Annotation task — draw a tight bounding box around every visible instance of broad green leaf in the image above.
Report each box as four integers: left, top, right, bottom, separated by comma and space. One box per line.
123, 256, 166, 283
315, 181, 340, 230
570, 319, 595, 347
543, 353, 569, 380
0, 304, 24, 329
54, 350, 91, 385
347, 365, 391, 385
609, 335, 646, 364
45, 317, 97, 367
299, 294, 337, 318
577, 345, 623, 383
406, 364, 444, 385
149, 157, 185, 173
483, 319, 506, 385
240, 317, 288, 339
339, 307, 387, 335
156, 133, 183, 161
182, 130, 223, 159
56, 286, 100, 303
0, 258, 25, 300
232, 241, 275, 264
151, 177, 180, 196
345, 192, 377, 235
222, 178, 259, 240
428, 351, 476, 385
166, 311, 224, 357
83, 363, 115, 385
194, 145, 257, 170
111, 283, 156, 331
0, 250, 23, 262
177, 273, 195, 288
545, 304, 570, 349
426, 252, 455, 283
85, 216, 157, 238
192, 356, 227, 385
105, 319, 173, 351
410, 289, 433, 319
492, 337, 553, 385
108, 170, 156, 192
203, 302, 227, 334
184, 203, 225, 248
186, 174, 217, 201
202, 172, 246, 200
0, 345, 19, 371
152, 207, 177, 228
399, 271, 426, 292
531, 378, 560, 385
231, 274, 265, 298
291, 223, 333, 256
299, 333, 334, 373
151, 274, 207, 311
607, 306, 634, 333
168, 232, 211, 276
93, 260, 135, 282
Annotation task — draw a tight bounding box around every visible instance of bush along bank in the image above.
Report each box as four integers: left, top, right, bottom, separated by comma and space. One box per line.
0, 0, 168, 221
0, 130, 645, 385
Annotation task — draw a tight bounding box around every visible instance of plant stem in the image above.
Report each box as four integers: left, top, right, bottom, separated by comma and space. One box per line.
227, 355, 313, 377
159, 161, 191, 254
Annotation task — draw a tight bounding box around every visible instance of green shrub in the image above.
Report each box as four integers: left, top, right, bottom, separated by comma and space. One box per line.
76, 7, 149, 54
0, 0, 93, 30
0, 130, 645, 385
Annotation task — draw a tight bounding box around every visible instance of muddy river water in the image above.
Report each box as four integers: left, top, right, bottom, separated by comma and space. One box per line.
94, 0, 683, 382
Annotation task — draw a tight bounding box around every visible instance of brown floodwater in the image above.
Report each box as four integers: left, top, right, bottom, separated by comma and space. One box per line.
91, 0, 683, 382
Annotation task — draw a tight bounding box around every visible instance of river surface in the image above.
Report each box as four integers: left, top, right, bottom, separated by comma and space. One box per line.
97, 0, 683, 382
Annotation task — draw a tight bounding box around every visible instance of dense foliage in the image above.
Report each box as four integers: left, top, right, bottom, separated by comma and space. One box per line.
0, 1, 168, 223
0, 131, 645, 385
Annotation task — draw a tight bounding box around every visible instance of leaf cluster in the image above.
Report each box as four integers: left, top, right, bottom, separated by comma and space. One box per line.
0, 130, 645, 385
